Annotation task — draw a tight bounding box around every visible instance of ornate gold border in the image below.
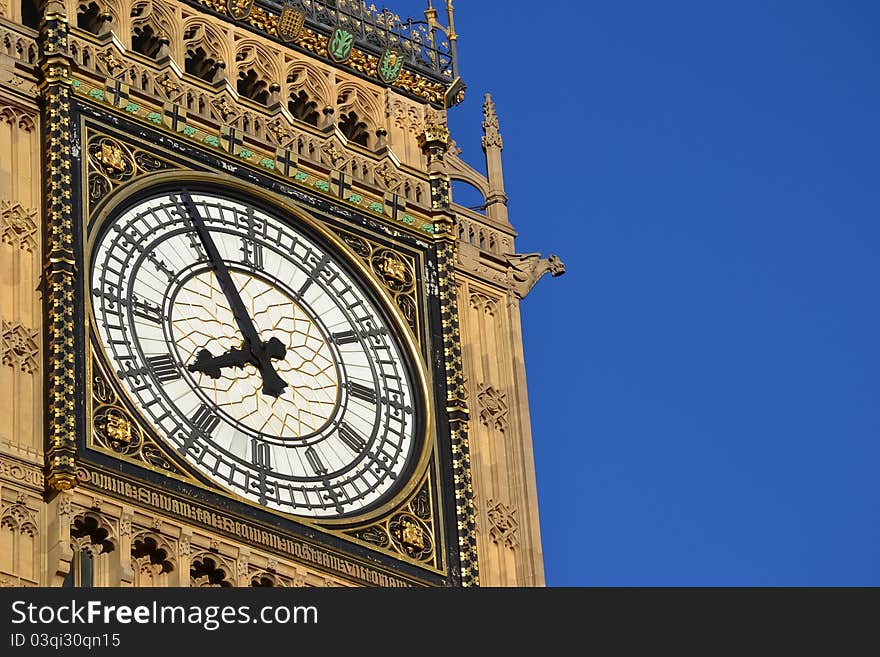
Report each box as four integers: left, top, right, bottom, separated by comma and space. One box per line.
83, 169, 438, 537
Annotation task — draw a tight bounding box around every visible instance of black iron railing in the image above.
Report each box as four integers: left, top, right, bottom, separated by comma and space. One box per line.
267, 0, 457, 81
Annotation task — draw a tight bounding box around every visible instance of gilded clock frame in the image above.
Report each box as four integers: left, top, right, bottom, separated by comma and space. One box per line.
84, 169, 436, 526
53, 98, 464, 585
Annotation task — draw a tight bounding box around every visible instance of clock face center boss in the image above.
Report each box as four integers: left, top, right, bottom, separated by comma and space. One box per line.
89, 189, 422, 519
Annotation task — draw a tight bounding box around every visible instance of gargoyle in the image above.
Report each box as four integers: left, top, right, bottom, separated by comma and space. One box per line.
503, 253, 566, 299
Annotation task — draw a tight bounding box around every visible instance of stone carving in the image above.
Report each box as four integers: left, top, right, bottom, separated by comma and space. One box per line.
331, 227, 419, 337
477, 384, 508, 432
0, 455, 43, 488
1, 199, 38, 252
469, 291, 498, 316
481, 93, 503, 150
486, 499, 518, 549
387, 93, 423, 135
71, 513, 116, 555
131, 534, 175, 582
503, 253, 566, 299
190, 553, 232, 587
1, 320, 39, 374
0, 498, 38, 537
0, 105, 36, 132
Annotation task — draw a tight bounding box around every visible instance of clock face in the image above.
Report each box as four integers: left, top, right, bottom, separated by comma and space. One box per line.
89, 188, 421, 518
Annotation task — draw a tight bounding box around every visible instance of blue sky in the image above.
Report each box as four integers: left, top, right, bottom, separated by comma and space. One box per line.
429, 1, 880, 585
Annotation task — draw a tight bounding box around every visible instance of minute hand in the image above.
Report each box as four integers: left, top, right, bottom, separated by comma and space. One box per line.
179, 191, 288, 398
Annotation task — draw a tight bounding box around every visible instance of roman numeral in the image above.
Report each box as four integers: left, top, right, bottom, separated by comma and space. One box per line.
186, 231, 206, 260
347, 381, 377, 404
297, 254, 330, 297
251, 438, 271, 470
305, 446, 327, 476
191, 403, 220, 437
131, 297, 163, 324
332, 330, 359, 345
241, 238, 264, 270
146, 354, 181, 383
338, 422, 366, 453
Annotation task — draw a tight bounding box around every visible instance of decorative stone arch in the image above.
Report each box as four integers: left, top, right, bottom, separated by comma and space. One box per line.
249, 570, 285, 587
233, 38, 282, 106
129, 0, 180, 60
182, 16, 231, 84
0, 500, 38, 536
130, 532, 176, 587
190, 551, 234, 587
68, 511, 118, 587
336, 81, 384, 148
0, 496, 39, 584
285, 59, 333, 124
0, 105, 36, 133
75, 1, 107, 36
1, 31, 38, 66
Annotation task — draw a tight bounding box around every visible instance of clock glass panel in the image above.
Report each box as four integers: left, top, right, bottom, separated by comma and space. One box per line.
89, 189, 421, 518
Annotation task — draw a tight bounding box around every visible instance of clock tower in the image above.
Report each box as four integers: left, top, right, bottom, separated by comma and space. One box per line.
0, 0, 563, 588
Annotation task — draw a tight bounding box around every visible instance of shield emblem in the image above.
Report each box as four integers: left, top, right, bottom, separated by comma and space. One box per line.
378, 48, 405, 84
278, 5, 305, 42
328, 28, 354, 63
227, 0, 254, 20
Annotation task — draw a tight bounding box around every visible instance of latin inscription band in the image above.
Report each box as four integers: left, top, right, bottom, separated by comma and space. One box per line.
77, 466, 417, 587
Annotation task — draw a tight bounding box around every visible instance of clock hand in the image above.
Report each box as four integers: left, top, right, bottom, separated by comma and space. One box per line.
189, 338, 286, 380
178, 191, 288, 398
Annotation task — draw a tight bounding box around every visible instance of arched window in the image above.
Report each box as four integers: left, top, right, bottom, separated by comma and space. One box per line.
237, 68, 269, 105
132, 23, 165, 59
77, 2, 108, 35
288, 90, 319, 126
186, 46, 223, 83
21, 0, 41, 30
63, 515, 115, 588
338, 111, 369, 147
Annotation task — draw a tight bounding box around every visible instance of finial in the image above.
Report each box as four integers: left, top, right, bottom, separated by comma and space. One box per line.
419, 116, 450, 165
446, 0, 457, 40
482, 93, 502, 150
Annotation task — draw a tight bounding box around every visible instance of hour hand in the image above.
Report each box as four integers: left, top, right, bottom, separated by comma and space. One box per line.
188, 346, 252, 379
188, 337, 288, 397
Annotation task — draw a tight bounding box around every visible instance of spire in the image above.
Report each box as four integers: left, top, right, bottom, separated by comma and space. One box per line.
481, 94, 508, 223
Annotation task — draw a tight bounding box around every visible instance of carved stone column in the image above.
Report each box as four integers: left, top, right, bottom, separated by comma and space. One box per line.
118, 507, 134, 586
420, 117, 480, 586
46, 490, 73, 586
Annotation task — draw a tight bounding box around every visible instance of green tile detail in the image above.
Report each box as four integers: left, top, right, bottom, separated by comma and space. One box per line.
182, 126, 197, 137
315, 180, 329, 192
70, 79, 82, 89
402, 214, 415, 224
239, 149, 254, 159
203, 135, 220, 147
420, 223, 435, 234
88, 89, 104, 100
259, 158, 275, 170
368, 202, 384, 213
146, 112, 162, 124
347, 194, 362, 204
124, 102, 139, 113
294, 171, 308, 181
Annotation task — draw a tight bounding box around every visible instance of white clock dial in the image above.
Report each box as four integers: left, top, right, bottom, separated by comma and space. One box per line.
90, 189, 420, 518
